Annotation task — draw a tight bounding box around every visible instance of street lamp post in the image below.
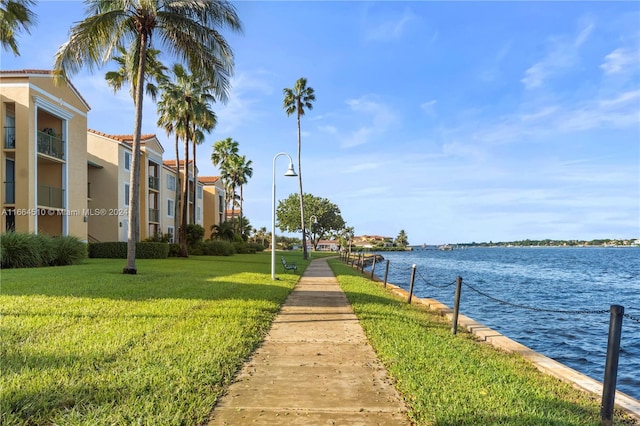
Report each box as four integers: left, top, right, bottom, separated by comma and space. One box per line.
272, 152, 297, 280
308, 215, 318, 258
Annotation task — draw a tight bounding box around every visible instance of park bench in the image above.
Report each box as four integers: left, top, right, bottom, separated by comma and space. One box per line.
281, 256, 297, 273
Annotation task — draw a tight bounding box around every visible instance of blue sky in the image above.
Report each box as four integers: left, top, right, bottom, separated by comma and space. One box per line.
4, 1, 639, 244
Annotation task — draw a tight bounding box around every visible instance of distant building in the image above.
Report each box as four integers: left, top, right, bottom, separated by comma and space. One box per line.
352, 235, 393, 248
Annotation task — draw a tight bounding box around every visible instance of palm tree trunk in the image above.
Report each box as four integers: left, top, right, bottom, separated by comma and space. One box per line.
174, 133, 180, 240
123, 32, 148, 274
239, 184, 244, 238
192, 124, 197, 224
297, 111, 307, 260
180, 114, 190, 257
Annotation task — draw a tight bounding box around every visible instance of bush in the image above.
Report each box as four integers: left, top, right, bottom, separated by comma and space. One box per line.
1, 232, 42, 268
136, 242, 169, 259
200, 240, 235, 256
168, 243, 181, 257
185, 224, 205, 248
0, 232, 87, 268
88, 242, 169, 259
51, 236, 87, 266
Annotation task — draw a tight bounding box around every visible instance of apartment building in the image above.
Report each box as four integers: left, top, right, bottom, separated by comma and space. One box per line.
162, 160, 206, 240
198, 176, 225, 238
1, 70, 90, 239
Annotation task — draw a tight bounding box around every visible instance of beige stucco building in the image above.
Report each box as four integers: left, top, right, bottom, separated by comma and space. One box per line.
198, 175, 226, 238
1, 70, 90, 239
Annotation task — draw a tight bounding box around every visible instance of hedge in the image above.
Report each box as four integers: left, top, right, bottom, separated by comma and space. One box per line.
88, 242, 169, 259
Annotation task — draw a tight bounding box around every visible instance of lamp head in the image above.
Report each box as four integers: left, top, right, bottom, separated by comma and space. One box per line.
285, 163, 297, 177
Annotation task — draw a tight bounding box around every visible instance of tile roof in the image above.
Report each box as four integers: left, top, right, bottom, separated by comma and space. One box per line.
88, 129, 157, 145
198, 176, 221, 184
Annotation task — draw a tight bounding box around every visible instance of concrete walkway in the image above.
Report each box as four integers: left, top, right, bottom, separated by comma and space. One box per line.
207, 258, 409, 425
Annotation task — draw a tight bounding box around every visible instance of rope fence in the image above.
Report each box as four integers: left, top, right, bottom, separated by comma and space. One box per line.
339, 249, 638, 422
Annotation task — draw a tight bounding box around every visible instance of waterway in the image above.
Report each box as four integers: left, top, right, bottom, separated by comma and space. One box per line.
365, 247, 640, 400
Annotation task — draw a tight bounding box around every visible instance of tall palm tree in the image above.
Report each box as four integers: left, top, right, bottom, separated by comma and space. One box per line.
211, 137, 239, 217
0, 0, 36, 56
105, 45, 168, 101
225, 154, 252, 236
54, 0, 241, 273
283, 77, 315, 260
189, 98, 216, 224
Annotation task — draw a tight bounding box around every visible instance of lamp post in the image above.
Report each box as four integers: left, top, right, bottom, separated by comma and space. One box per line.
272, 152, 297, 280
308, 215, 318, 258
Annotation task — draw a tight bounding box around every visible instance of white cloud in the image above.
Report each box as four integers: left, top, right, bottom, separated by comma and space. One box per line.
421, 100, 437, 116
362, 8, 416, 42
521, 21, 594, 90
341, 96, 397, 148
215, 71, 274, 133
600, 48, 638, 75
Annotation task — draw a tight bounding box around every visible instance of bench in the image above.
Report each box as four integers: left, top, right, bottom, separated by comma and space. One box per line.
281, 256, 297, 273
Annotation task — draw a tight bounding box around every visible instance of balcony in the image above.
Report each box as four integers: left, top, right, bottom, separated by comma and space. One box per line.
4, 181, 15, 203
148, 176, 160, 191
4, 126, 15, 149
38, 184, 64, 208
37, 130, 65, 160
149, 208, 160, 223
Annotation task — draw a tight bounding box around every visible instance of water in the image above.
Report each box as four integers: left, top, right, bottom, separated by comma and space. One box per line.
365, 247, 640, 400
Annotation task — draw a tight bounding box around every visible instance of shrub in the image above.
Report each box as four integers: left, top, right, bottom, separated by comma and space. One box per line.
200, 240, 235, 256
136, 242, 169, 259
0, 233, 87, 268
168, 243, 181, 257
185, 224, 205, 248
88, 242, 169, 259
1, 232, 42, 268
50, 236, 87, 266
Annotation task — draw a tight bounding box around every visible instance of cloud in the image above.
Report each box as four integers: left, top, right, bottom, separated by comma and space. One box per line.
521, 21, 594, 90
215, 71, 274, 133
341, 96, 397, 148
362, 8, 416, 42
600, 48, 638, 75
421, 100, 437, 116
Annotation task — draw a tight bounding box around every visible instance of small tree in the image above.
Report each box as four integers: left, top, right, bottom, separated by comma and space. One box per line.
395, 229, 409, 249
276, 193, 345, 251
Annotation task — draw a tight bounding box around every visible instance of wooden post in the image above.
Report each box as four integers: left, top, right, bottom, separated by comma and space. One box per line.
451, 276, 462, 335
408, 264, 416, 304
370, 256, 377, 280
383, 259, 390, 288
600, 305, 624, 426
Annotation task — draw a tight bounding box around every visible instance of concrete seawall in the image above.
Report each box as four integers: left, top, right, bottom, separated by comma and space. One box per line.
374, 277, 640, 421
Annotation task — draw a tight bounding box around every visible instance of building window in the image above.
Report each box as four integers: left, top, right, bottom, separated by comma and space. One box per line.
124, 183, 130, 206
167, 199, 174, 217
197, 206, 201, 222
124, 152, 131, 171
167, 175, 176, 191
167, 226, 174, 243
197, 186, 203, 199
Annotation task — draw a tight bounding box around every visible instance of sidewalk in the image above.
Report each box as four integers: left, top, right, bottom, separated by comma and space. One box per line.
207, 258, 409, 425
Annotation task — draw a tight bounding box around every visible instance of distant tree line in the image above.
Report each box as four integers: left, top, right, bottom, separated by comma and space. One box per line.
458, 238, 639, 247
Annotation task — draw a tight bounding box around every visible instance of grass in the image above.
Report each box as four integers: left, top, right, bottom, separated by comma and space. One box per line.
328, 259, 638, 426
0, 252, 308, 425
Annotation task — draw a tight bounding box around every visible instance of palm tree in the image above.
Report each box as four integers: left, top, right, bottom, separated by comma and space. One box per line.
225, 154, 252, 235
283, 77, 315, 259
211, 137, 239, 217
0, 0, 36, 56
54, 0, 241, 274
105, 45, 168, 101
396, 229, 409, 249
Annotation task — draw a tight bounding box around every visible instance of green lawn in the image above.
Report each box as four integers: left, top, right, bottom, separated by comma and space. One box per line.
328, 259, 638, 426
0, 253, 307, 425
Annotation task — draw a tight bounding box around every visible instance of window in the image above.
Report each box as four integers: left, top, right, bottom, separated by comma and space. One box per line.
167, 226, 174, 243
197, 206, 201, 222
197, 186, 203, 199
167, 199, 174, 217
124, 151, 131, 170
124, 183, 130, 206
167, 175, 176, 191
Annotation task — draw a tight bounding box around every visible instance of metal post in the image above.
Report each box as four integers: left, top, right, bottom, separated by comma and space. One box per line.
383, 260, 390, 288
600, 305, 624, 426
408, 264, 416, 304
370, 256, 377, 280
451, 276, 462, 335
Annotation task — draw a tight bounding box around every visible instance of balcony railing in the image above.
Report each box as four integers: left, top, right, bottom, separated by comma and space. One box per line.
149, 208, 160, 223
4, 126, 15, 149
37, 130, 65, 160
4, 181, 15, 203
38, 184, 64, 208
148, 176, 160, 190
